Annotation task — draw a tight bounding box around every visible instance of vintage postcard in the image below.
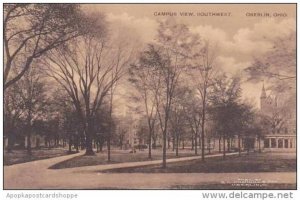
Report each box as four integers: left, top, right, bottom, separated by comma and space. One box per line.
3, 3, 296, 190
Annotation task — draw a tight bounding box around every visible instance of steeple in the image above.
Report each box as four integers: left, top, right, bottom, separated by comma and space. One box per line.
275, 96, 278, 107
261, 83, 266, 99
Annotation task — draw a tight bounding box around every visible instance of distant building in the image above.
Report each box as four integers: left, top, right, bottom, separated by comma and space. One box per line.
260, 84, 296, 152
115, 107, 146, 149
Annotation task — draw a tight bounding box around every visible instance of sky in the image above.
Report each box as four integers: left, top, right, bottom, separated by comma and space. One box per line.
83, 4, 296, 109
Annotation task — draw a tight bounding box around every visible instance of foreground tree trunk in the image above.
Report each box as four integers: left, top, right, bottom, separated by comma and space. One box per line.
85, 135, 94, 155
85, 122, 95, 155
26, 108, 32, 156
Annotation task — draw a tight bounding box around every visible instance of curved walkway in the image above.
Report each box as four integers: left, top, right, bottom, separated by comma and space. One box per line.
4, 152, 296, 189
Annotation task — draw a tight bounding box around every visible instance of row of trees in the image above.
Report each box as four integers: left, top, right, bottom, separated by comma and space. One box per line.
129, 19, 266, 167
4, 4, 133, 159
4, 4, 295, 168
129, 18, 295, 167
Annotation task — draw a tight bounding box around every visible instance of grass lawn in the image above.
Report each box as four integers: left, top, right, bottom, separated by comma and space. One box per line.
50, 148, 201, 169
4, 148, 73, 166
100, 152, 296, 173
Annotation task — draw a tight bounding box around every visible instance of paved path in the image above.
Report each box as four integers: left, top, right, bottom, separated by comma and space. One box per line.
4, 152, 296, 189
60, 152, 242, 173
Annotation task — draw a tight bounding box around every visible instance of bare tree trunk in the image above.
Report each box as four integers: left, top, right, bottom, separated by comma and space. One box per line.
26, 108, 32, 156
85, 135, 94, 155
68, 136, 72, 153
148, 129, 152, 159
85, 122, 95, 155
238, 134, 241, 156
100, 141, 103, 152
7, 133, 14, 153
199, 132, 203, 154
227, 138, 230, 152
27, 133, 32, 155
172, 135, 175, 151
195, 132, 198, 155
201, 92, 206, 162
176, 134, 179, 157
107, 136, 111, 161
191, 135, 194, 150
208, 138, 211, 154
223, 134, 226, 159
219, 136, 221, 153
162, 129, 167, 168
153, 138, 157, 149
75, 135, 79, 153
80, 134, 85, 150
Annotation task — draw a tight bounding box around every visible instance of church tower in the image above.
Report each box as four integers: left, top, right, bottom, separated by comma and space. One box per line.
260, 83, 267, 111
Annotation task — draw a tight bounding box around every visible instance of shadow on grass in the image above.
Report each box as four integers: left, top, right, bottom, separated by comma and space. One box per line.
4, 148, 75, 166
99, 153, 296, 173
49, 150, 200, 169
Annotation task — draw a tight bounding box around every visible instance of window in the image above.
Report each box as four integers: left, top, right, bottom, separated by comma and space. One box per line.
278, 139, 283, 148
284, 139, 289, 148
271, 138, 276, 148
264, 139, 269, 148
290, 140, 293, 148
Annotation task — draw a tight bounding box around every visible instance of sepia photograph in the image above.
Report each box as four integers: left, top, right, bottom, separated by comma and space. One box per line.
2, 3, 296, 190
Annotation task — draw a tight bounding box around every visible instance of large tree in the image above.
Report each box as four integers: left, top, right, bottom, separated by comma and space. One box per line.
210, 75, 243, 158
4, 4, 85, 90
190, 41, 219, 161
4, 84, 25, 152
135, 19, 197, 168
45, 15, 133, 155
129, 53, 160, 159
181, 88, 202, 155
13, 65, 47, 155
169, 90, 187, 157
246, 32, 296, 87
